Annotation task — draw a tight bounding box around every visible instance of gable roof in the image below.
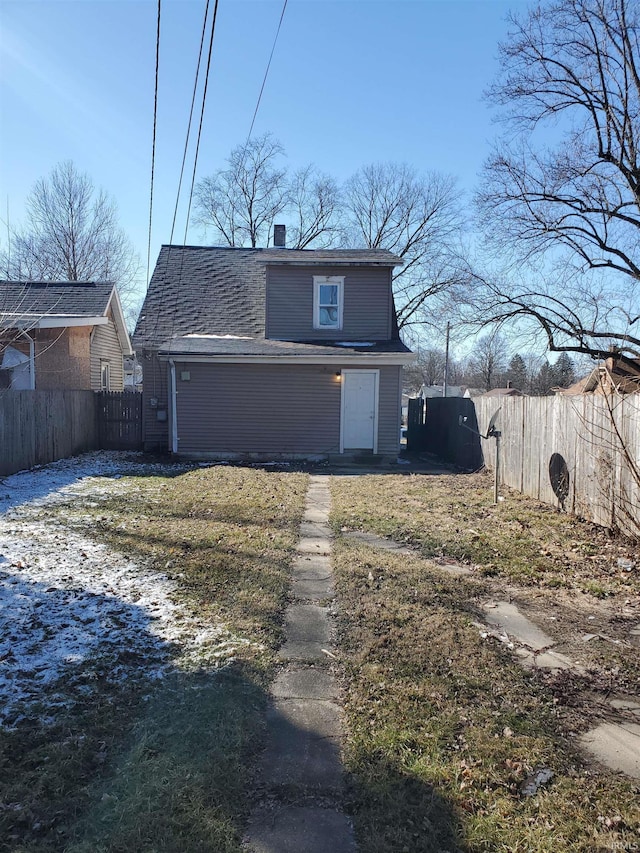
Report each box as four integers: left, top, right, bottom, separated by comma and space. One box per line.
0, 280, 133, 356
134, 245, 403, 350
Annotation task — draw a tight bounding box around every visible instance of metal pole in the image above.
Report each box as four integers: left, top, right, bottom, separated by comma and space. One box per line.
494, 432, 500, 504
443, 321, 450, 397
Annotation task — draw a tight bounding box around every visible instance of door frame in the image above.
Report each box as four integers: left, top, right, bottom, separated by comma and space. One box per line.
340, 369, 380, 454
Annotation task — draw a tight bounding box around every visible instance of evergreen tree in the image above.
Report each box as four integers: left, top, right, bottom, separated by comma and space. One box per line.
531, 361, 555, 395
552, 353, 576, 388
507, 354, 527, 393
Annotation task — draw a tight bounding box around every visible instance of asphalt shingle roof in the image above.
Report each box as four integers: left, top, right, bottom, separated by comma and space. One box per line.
134, 245, 404, 350
158, 335, 411, 357
0, 281, 114, 329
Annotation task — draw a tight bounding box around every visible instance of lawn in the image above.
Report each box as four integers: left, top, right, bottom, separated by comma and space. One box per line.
330, 471, 640, 853
0, 458, 308, 852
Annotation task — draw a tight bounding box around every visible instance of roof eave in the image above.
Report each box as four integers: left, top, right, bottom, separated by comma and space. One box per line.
157, 352, 416, 365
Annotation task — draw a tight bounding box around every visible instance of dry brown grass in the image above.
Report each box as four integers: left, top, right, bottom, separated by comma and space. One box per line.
330, 472, 640, 852
0, 463, 308, 853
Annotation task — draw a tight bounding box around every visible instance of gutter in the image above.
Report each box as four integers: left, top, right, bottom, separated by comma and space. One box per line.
156, 353, 416, 366
168, 359, 178, 454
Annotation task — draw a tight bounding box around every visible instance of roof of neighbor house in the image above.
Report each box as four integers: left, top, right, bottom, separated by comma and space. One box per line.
478, 386, 523, 398
0, 280, 132, 355
418, 384, 467, 398
558, 356, 640, 395
134, 245, 410, 359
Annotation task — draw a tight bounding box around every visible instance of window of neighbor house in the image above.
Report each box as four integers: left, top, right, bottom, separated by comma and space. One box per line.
101, 361, 111, 391
313, 276, 344, 330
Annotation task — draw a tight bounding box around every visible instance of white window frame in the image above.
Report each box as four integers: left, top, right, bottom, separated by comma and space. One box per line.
100, 361, 111, 392
313, 276, 344, 331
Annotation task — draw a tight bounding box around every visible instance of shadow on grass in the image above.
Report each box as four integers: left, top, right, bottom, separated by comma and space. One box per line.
345, 753, 468, 853
0, 572, 273, 853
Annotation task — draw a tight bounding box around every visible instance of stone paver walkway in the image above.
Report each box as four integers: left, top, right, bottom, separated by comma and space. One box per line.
245, 476, 356, 853
342, 527, 640, 782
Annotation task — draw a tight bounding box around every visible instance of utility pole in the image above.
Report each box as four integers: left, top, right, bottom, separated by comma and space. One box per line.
443, 321, 450, 397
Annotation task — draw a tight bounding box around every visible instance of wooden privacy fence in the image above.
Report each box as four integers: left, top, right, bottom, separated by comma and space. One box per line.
0, 390, 98, 477
96, 392, 143, 450
474, 394, 640, 536
0, 391, 143, 478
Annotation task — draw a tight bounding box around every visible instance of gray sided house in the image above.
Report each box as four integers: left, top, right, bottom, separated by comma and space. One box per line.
0, 281, 133, 391
134, 245, 414, 460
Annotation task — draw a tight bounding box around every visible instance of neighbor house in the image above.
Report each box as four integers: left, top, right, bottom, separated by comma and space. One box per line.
134, 241, 414, 460
0, 281, 133, 391
557, 355, 640, 396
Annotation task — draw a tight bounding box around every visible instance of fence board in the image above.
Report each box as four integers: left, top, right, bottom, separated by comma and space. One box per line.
474, 394, 640, 536
0, 390, 97, 477
97, 392, 143, 450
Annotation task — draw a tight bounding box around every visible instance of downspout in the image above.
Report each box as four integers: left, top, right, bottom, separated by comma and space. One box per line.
18, 328, 35, 389
169, 359, 178, 454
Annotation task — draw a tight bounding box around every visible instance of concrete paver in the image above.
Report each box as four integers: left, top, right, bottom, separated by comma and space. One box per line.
483, 601, 555, 651
291, 554, 332, 579
579, 722, 640, 779
279, 604, 331, 661
260, 701, 344, 790
246, 475, 354, 852
291, 575, 335, 600
343, 530, 413, 554
271, 666, 339, 701
246, 806, 356, 853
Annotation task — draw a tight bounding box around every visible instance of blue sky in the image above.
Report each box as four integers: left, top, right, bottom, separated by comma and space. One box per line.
0, 0, 531, 293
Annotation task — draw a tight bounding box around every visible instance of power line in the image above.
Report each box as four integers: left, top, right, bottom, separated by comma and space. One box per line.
160, 0, 220, 369
146, 0, 162, 288
169, 0, 211, 245
246, 0, 288, 144
181, 0, 220, 245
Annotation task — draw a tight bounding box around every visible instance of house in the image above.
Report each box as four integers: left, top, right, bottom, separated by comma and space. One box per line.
477, 385, 523, 398
557, 355, 640, 396
0, 281, 133, 391
418, 384, 467, 398
123, 355, 143, 392
133, 242, 414, 460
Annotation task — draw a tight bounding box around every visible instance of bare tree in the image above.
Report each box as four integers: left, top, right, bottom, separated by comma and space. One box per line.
403, 348, 448, 392
287, 166, 341, 249
342, 163, 467, 331
467, 329, 508, 391
1, 161, 141, 317
477, 0, 640, 365
194, 133, 289, 248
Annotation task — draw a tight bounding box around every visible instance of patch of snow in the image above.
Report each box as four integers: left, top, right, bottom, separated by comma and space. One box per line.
183, 333, 252, 340
0, 452, 255, 728
335, 341, 375, 347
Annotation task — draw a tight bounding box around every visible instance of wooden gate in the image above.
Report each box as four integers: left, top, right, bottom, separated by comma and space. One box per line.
97, 392, 143, 450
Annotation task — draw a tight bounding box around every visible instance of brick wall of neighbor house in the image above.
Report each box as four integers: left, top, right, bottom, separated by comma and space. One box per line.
266, 265, 393, 341
141, 350, 170, 451
91, 311, 125, 390
172, 362, 402, 457
35, 327, 92, 390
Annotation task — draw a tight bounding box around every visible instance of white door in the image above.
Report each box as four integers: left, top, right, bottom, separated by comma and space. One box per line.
341, 370, 379, 452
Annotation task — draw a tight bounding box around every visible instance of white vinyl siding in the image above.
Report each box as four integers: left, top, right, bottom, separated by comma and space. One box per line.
91, 318, 124, 390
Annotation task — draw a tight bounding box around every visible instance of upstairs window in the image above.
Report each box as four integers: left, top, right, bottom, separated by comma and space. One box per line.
313, 276, 344, 330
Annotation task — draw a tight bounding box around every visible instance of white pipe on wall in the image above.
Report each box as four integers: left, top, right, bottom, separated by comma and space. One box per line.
168, 359, 178, 454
